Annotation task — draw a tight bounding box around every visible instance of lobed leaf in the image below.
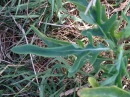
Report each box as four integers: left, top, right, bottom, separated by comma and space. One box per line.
31, 25, 70, 47
11, 44, 80, 57
68, 52, 90, 77
12, 44, 110, 57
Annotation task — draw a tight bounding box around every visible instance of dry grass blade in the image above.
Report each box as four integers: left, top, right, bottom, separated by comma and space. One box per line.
60, 84, 88, 97
60, 87, 80, 97
10, 14, 40, 91
112, 0, 130, 13
85, 0, 97, 15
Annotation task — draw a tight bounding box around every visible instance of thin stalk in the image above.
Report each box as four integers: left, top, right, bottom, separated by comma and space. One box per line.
10, 14, 40, 91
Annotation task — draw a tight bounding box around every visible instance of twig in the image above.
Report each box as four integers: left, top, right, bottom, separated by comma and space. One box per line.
111, 0, 130, 13
10, 14, 40, 91
41, 22, 74, 27
84, 0, 96, 15
0, 59, 11, 64
60, 85, 88, 97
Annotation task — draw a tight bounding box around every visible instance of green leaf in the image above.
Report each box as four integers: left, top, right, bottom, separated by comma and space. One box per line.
12, 44, 110, 77
121, 16, 130, 39
102, 14, 117, 32
89, 0, 102, 25
89, 52, 99, 65
11, 44, 80, 57
80, 12, 95, 24
55, 0, 62, 10
122, 56, 130, 79
11, 44, 110, 57
69, 0, 88, 12
88, 77, 99, 88
31, 25, 70, 47
121, 11, 128, 21
101, 73, 118, 86
68, 52, 90, 77
68, 44, 109, 77
101, 5, 108, 21
92, 58, 103, 72
78, 86, 130, 97
76, 40, 84, 48
101, 48, 124, 87
48, 0, 54, 21
105, 39, 116, 49
110, 20, 119, 41
85, 32, 93, 45
115, 49, 123, 71
82, 29, 104, 37
14, 15, 40, 19
69, 0, 88, 7
114, 32, 122, 40
95, 0, 102, 24
78, 0, 108, 25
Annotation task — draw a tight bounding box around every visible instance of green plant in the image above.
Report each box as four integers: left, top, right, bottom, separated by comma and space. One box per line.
78, 86, 130, 97
0, 0, 73, 96
11, 0, 130, 96
78, 77, 130, 97
12, 25, 110, 77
